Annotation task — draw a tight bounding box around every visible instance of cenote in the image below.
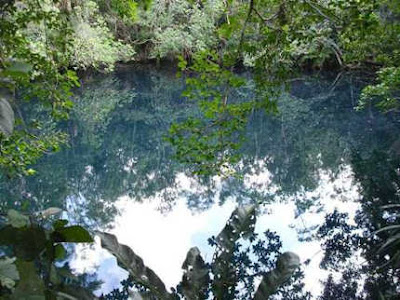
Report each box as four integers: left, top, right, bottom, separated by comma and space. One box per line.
1, 65, 400, 299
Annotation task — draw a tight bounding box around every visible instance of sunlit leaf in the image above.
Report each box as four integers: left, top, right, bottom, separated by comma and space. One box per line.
0, 257, 19, 289
36, 207, 63, 218
6, 210, 30, 228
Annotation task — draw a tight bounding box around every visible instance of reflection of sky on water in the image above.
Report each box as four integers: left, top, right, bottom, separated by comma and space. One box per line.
69, 163, 361, 297
0, 68, 397, 298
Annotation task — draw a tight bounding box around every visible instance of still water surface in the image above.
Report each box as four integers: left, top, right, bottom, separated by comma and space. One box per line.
1, 66, 400, 299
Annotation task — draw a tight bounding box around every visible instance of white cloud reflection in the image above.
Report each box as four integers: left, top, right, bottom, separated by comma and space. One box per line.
69, 163, 361, 297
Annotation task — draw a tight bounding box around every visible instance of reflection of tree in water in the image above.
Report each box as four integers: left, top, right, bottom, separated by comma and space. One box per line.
0, 67, 187, 227
313, 146, 400, 297
0, 209, 101, 299
99, 205, 311, 300
2, 71, 400, 222
190, 74, 400, 208
0, 68, 400, 297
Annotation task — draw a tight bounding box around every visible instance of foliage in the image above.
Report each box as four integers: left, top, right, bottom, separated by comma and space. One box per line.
98, 231, 173, 299
161, 0, 400, 175
359, 67, 400, 112
110, 0, 139, 21
5, 209, 30, 228
134, 0, 223, 59
99, 205, 307, 299
0, 209, 94, 298
373, 205, 400, 268
316, 210, 360, 271
210, 205, 257, 298
72, 76, 136, 148
0, 257, 19, 290
67, 1, 135, 71
0, 1, 79, 118
314, 148, 400, 298
319, 271, 362, 300
0, 0, 79, 175
0, 0, 136, 176
100, 275, 136, 300
167, 52, 264, 176
2, 0, 400, 176
165, 0, 346, 175
0, 128, 68, 176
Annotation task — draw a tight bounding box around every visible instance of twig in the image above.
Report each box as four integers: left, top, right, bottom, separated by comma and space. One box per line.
317, 37, 344, 66
328, 71, 344, 94
236, 0, 255, 61
253, 7, 280, 30
56, 292, 78, 300
304, 0, 338, 24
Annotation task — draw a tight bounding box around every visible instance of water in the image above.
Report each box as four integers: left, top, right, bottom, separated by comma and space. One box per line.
1, 66, 400, 299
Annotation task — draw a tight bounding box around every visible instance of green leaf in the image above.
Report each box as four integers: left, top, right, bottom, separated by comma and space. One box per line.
53, 219, 68, 230
54, 244, 66, 260
0, 257, 19, 290
212, 205, 257, 297
53, 226, 93, 243
377, 233, 400, 253
215, 205, 257, 249
49, 265, 60, 285
6, 210, 30, 228
26, 169, 36, 176
7, 61, 33, 74
0, 226, 47, 261
11, 260, 45, 300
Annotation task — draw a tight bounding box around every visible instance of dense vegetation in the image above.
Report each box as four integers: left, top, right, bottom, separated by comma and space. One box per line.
1, 0, 400, 175
1, 0, 400, 299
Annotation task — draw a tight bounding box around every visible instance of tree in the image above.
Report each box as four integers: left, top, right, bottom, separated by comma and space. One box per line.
0, 0, 134, 176
98, 205, 310, 299
0, 209, 97, 299
165, 0, 400, 176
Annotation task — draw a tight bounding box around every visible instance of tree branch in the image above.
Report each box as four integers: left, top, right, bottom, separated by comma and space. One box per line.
304, 0, 339, 24
236, 0, 255, 61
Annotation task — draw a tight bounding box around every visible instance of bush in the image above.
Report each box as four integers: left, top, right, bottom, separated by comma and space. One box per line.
68, 1, 135, 71
136, 0, 224, 59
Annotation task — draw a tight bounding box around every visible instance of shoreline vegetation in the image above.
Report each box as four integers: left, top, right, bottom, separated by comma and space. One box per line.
1, 1, 400, 298
1, 0, 399, 176
0, 0, 399, 176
